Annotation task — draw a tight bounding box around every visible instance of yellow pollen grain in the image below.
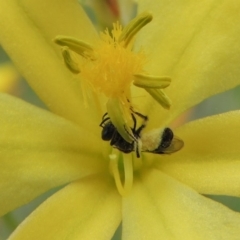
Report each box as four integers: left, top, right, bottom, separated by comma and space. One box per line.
80, 23, 145, 98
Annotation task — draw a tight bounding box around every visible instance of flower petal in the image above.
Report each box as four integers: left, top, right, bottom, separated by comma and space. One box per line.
157, 110, 240, 196
18, 0, 97, 46
0, 94, 107, 216
123, 169, 240, 240
9, 175, 121, 240
0, 0, 98, 127
136, 0, 240, 126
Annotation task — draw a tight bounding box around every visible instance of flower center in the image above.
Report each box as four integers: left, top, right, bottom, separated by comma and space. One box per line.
55, 12, 172, 124
80, 23, 146, 98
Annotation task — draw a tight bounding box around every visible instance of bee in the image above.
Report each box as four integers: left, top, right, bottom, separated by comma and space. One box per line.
100, 111, 148, 158
100, 112, 184, 157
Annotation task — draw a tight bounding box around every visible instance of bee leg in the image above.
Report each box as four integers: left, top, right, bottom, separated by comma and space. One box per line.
131, 113, 137, 131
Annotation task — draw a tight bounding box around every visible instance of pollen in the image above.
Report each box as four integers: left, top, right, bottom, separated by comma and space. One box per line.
80, 23, 145, 98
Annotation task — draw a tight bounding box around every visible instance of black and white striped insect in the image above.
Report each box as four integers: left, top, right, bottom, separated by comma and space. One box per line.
100, 112, 184, 157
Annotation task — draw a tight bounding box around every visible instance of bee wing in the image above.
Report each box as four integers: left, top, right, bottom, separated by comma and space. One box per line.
162, 136, 184, 154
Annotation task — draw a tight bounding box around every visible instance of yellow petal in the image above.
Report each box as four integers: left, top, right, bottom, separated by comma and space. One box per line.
157, 110, 240, 197
137, 0, 240, 127
123, 169, 240, 240
0, 0, 98, 128
9, 175, 121, 240
0, 94, 107, 216
18, 0, 97, 46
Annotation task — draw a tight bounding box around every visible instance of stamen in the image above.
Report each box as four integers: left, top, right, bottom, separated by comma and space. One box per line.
122, 153, 134, 195
134, 139, 143, 163
55, 36, 95, 60
61, 48, 80, 74
107, 98, 133, 143
145, 88, 172, 109
118, 12, 152, 48
109, 152, 124, 195
109, 150, 133, 196
133, 74, 171, 89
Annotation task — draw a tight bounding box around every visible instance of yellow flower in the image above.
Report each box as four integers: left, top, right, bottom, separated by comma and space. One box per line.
0, 0, 240, 239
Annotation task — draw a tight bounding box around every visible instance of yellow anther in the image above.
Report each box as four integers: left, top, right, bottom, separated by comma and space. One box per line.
145, 88, 172, 109
107, 98, 133, 143
133, 74, 171, 89
61, 48, 80, 74
119, 12, 152, 48
55, 36, 95, 60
